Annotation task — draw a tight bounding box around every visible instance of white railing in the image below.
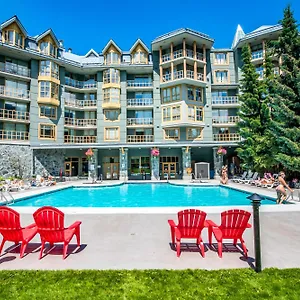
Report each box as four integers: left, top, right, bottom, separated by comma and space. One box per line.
162, 73, 171, 82
65, 77, 97, 89
0, 130, 29, 141
0, 109, 30, 121
162, 53, 171, 62
127, 118, 153, 126
64, 118, 97, 127
127, 80, 153, 87
0, 62, 30, 77
252, 50, 264, 60
186, 49, 194, 58
64, 98, 97, 108
186, 70, 194, 79
213, 133, 240, 141
64, 135, 97, 143
127, 135, 154, 143
197, 73, 204, 81
0, 86, 30, 100
127, 98, 153, 106
212, 96, 239, 105
173, 49, 183, 59
212, 116, 240, 124
174, 70, 184, 79
196, 52, 204, 61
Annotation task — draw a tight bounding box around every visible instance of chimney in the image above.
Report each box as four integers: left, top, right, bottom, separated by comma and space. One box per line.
68, 48, 72, 53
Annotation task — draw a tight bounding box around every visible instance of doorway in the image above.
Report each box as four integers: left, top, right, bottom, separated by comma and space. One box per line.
103, 157, 119, 180
162, 162, 177, 179
64, 157, 79, 176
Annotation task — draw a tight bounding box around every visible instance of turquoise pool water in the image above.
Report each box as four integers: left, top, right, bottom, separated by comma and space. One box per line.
11, 184, 276, 207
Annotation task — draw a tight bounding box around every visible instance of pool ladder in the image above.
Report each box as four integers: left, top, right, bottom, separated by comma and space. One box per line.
0, 190, 14, 205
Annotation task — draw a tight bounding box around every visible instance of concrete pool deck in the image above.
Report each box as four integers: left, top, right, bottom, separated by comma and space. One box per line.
0, 179, 299, 270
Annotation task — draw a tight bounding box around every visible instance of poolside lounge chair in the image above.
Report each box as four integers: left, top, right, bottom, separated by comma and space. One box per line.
0, 207, 38, 258
243, 172, 259, 185
33, 206, 82, 259
259, 174, 279, 188
232, 171, 247, 183
168, 209, 208, 257
238, 171, 254, 183
206, 209, 251, 258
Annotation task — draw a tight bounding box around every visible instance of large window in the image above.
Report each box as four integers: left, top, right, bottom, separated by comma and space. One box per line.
3, 30, 24, 47
104, 110, 120, 121
104, 127, 120, 141
162, 105, 181, 122
187, 86, 202, 102
40, 41, 56, 57
214, 53, 228, 64
39, 124, 56, 139
188, 106, 203, 122
187, 128, 203, 140
215, 71, 229, 83
103, 69, 120, 84
164, 128, 180, 140
40, 61, 59, 79
103, 88, 120, 104
39, 81, 59, 99
130, 157, 150, 174
162, 86, 180, 104
106, 52, 120, 65
39, 105, 57, 119
132, 51, 147, 64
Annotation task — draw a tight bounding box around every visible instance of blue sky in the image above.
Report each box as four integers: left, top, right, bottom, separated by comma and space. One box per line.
1, 0, 299, 55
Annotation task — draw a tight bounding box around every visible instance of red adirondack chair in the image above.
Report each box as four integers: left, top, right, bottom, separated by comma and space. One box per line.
207, 209, 252, 258
168, 209, 208, 257
0, 207, 37, 258
33, 206, 82, 259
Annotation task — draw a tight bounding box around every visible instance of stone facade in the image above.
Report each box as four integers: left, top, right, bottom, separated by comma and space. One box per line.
0, 144, 32, 178
33, 149, 65, 176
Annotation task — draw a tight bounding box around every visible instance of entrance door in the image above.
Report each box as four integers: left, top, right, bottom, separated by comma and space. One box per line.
103, 163, 119, 180
162, 163, 176, 179
64, 162, 72, 177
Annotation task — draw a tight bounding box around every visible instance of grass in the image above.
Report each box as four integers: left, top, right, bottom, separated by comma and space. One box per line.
1, 268, 300, 299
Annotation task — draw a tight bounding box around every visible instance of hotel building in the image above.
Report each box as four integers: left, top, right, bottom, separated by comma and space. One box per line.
0, 16, 282, 180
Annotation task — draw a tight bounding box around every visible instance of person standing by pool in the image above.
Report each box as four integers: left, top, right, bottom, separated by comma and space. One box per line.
220, 165, 228, 184
276, 171, 293, 204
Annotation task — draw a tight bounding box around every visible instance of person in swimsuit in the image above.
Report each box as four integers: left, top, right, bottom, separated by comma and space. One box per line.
220, 165, 228, 184
276, 171, 293, 204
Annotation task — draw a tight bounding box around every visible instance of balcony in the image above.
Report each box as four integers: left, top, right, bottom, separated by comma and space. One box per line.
162, 70, 205, 86
127, 118, 153, 126
211, 96, 239, 106
162, 53, 171, 63
127, 98, 153, 107
0, 109, 30, 122
0, 86, 30, 101
64, 135, 97, 143
127, 135, 154, 143
212, 116, 239, 126
0, 62, 30, 78
127, 80, 153, 88
64, 98, 97, 109
64, 118, 97, 128
0, 130, 29, 141
213, 133, 240, 142
161, 49, 204, 64
65, 77, 97, 89
251, 50, 264, 61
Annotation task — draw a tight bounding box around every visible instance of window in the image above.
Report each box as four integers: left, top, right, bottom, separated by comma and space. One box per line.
39, 124, 56, 139
256, 66, 264, 79
104, 110, 120, 121
215, 53, 228, 64
162, 89, 171, 103
164, 128, 180, 140
162, 105, 181, 122
172, 86, 180, 101
39, 105, 57, 119
39, 81, 59, 99
133, 51, 147, 64
215, 71, 228, 83
105, 127, 119, 141
188, 106, 203, 122
162, 86, 180, 103
106, 52, 120, 64
187, 86, 203, 102
40, 61, 59, 79
39, 41, 56, 57
103, 88, 120, 104
130, 157, 150, 174
3, 30, 24, 47
103, 69, 120, 84
187, 128, 202, 140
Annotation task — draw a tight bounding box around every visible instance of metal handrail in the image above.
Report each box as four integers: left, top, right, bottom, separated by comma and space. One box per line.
0, 190, 14, 204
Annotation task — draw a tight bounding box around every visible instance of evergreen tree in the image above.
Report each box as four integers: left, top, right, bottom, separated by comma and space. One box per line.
268, 5, 300, 173
236, 45, 272, 171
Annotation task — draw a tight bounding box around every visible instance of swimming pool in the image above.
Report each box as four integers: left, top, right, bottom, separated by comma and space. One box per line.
11, 184, 276, 207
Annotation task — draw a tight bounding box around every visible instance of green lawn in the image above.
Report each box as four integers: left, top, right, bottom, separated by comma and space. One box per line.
1, 268, 300, 299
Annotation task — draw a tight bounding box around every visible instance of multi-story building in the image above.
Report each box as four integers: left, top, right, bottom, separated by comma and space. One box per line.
0, 16, 282, 180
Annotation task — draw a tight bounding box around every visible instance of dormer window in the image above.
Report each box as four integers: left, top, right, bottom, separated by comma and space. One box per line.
3, 30, 24, 48
133, 51, 147, 64
39, 41, 56, 57
106, 52, 119, 65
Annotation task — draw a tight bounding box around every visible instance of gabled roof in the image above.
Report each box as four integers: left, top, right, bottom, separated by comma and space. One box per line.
231, 24, 245, 48
0, 15, 27, 37
129, 39, 149, 53
85, 49, 99, 58
35, 29, 60, 47
102, 39, 122, 54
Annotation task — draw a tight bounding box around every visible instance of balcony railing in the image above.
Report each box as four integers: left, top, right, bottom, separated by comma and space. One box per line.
127, 118, 153, 126
64, 118, 97, 127
162, 53, 171, 62
64, 98, 97, 108
213, 133, 240, 142
127, 135, 154, 143
0, 130, 29, 141
0, 62, 30, 78
173, 49, 183, 59
162, 73, 172, 82
127, 98, 153, 106
127, 80, 153, 87
161, 49, 204, 62
162, 71, 204, 82
174, 70, 184, 80
251, 50, 264, 60
212, 116, 240, 124
0, 109, 30, 122
0, 86, 30, 100
65, 77, 97, 89
64, 135, 97, 143
211, 96, 239, 105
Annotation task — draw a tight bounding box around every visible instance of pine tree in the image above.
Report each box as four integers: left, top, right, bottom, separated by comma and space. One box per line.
268, 5, 300, 173
236, 45, 273, 171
